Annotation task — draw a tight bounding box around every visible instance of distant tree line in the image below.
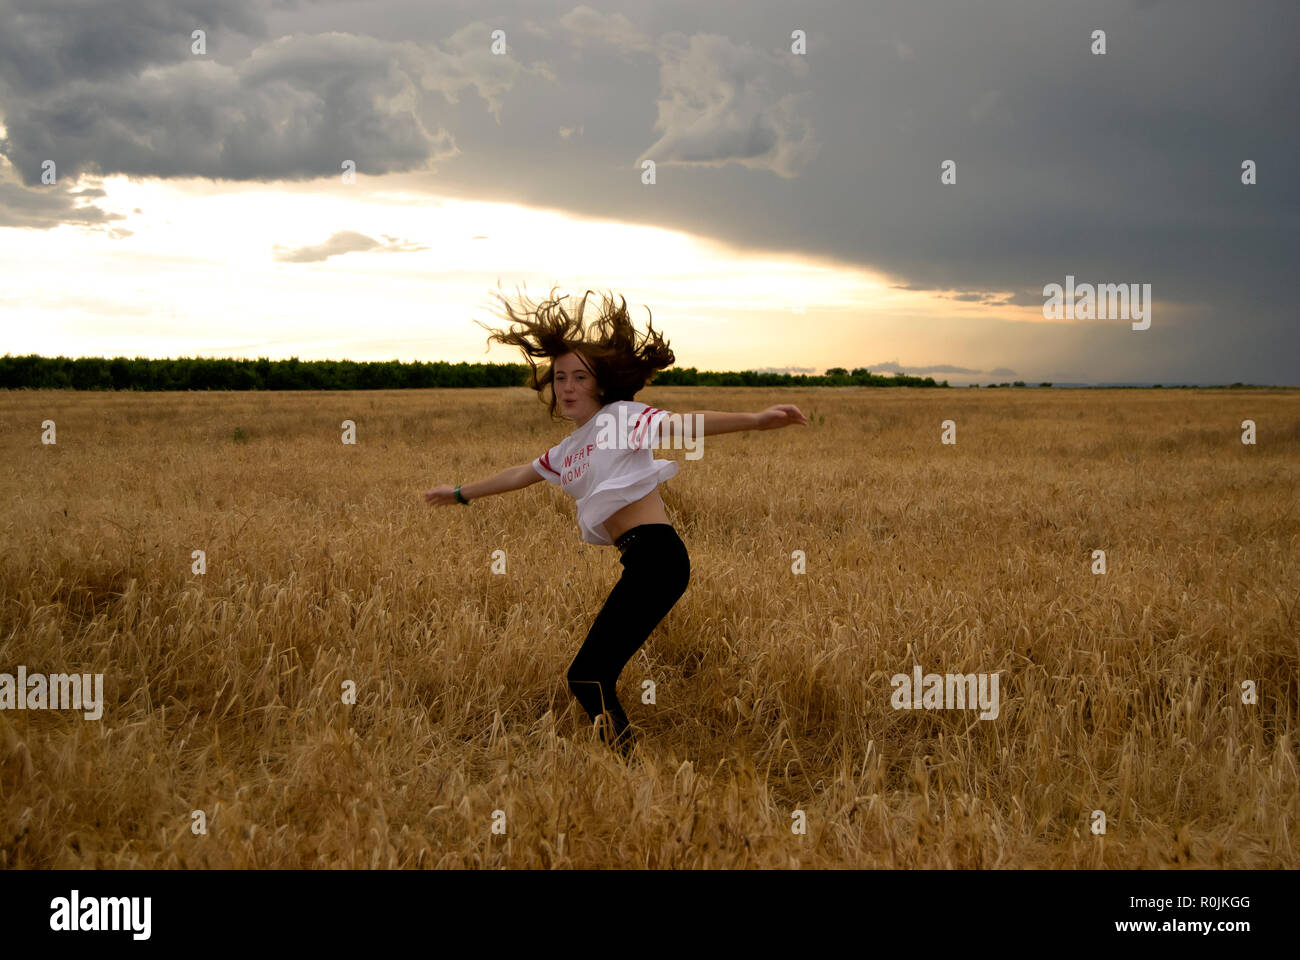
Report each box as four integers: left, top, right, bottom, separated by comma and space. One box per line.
660, 366, 946, 387
0, 355, 951, 390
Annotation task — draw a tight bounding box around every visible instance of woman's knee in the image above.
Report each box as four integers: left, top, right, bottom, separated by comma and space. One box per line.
566, 660, 594, 689
567, 659, 614, 695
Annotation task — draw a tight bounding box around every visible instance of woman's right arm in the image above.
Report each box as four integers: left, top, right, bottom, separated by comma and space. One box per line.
423, 463, 543, 506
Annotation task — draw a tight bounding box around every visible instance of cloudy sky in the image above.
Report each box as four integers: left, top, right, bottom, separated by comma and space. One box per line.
0, 0, 1295, 385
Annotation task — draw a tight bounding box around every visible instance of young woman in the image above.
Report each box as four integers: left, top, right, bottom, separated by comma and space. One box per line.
423, 288, 808, 757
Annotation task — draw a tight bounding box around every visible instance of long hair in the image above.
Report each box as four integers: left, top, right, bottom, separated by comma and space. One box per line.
476, 286, 676, 421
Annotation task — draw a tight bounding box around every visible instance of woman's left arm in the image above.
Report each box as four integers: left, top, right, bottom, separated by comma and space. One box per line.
664, 406, 808, 441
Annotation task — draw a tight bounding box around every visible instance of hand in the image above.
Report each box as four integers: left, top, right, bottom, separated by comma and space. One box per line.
755, 404, 809, 430
423, 484, 459, 506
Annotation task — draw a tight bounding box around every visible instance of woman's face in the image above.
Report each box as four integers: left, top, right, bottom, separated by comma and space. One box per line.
553, 351, 602, 426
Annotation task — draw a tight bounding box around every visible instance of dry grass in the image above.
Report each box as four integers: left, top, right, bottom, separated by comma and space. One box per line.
1, 386, 1297, 868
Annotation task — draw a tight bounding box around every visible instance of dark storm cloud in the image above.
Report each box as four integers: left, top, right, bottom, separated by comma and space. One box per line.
0, 0, 1295, 381
0, 31, 466, 186
0, 0, 544, 191
635, 31, 819, 177
0, 0, 266, 95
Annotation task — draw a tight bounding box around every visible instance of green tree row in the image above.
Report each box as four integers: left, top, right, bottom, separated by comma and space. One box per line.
657, 366, 945, 387
0, 355, 949, 391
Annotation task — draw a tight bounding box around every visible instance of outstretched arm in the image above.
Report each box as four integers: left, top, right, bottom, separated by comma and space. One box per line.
659, 405, 808, 444
423, 462, 542, 506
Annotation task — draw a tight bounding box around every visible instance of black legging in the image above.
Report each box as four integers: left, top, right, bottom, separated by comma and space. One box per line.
566, 522, 690, 752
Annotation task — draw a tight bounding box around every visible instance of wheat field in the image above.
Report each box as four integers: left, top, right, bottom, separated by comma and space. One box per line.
1, 386, 1297, 868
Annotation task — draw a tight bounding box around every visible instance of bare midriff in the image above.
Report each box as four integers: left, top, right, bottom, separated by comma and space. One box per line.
601, 489, 670, 543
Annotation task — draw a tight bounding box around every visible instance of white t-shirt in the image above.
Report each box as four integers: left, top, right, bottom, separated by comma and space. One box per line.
532, 400, 678, 545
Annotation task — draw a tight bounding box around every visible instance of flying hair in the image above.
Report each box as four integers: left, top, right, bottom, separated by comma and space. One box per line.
476, 285, 676, 421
